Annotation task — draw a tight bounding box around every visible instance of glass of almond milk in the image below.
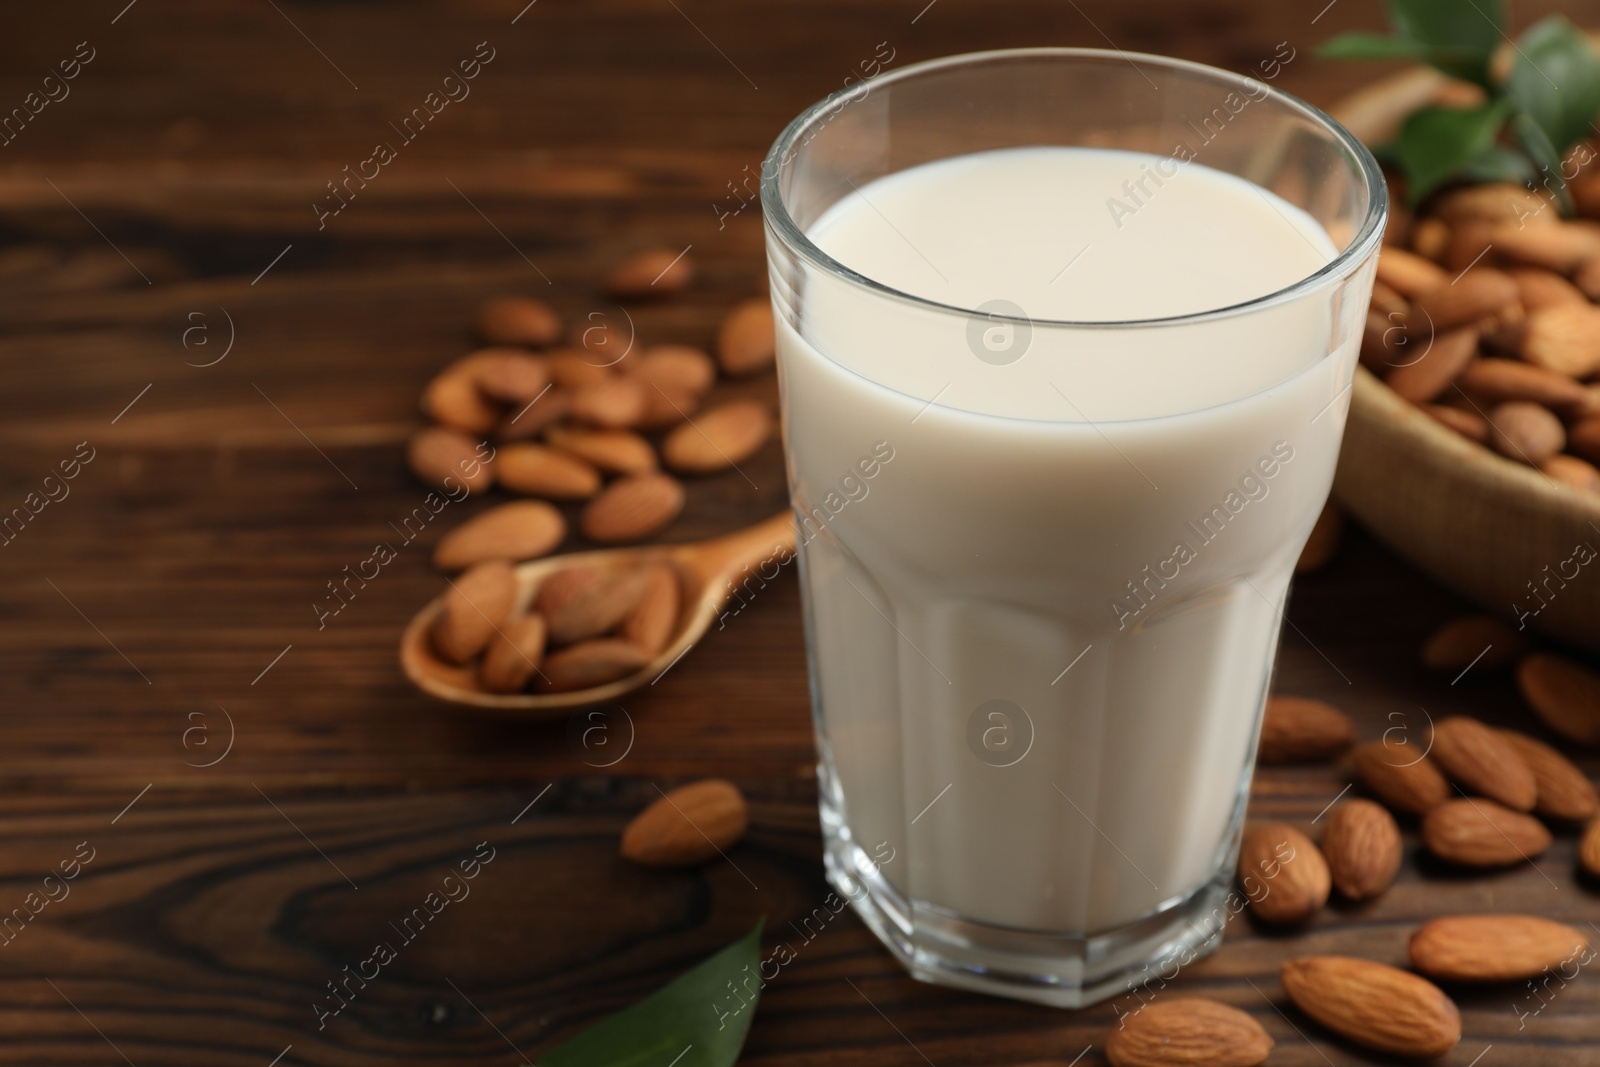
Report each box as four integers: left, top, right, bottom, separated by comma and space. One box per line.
760, 49, 1384, 1007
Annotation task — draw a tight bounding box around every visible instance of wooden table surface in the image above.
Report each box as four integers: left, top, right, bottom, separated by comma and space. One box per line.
1, 0, 1596, 1063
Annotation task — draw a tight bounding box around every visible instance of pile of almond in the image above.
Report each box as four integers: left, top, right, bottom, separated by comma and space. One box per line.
405, 248, 779, 695
1367, 183, 1600, 492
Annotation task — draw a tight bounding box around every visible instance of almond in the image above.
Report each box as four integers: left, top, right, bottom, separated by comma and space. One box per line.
1281, 956, 1460, 1058
582, 473, 686, 543
1104, 997, 1273, 1067
662, 399, 773, 474
1384, 325, 1480, 403
570, 375, 648, 429
1294, 503, 1343, 574
431, 560, 518, 665
605, 246, 694, 299
1369, 279, 1409, 318
631, 344, 717, 396
478, 296, 562, 347
543, 568, 651, 646
624, 564, 681, 656
1500, 729, 1600, 820
539, 637, 651, 692
1359, 309, 1403, 370
1376, 247, 1449, 298
570, 317, 631, 364
1457, 358, 1590, 412
547, 426, 658, 476
1490, 220, 1600, 272
1518, 653, 1600, 745
1257, 695, 1356, 764
1410, 915, 1589, 982
1409, 216, 1450, 261
472, 350, 552, 405
478, 613, 548, 693
1421, 615, 1529, 671
407, 428, 494, 495
1429, 716, 1538, 811
432, 500, 566, 571
1520, 302, 1600, 378
1422, 797, 1552, 867
1351, 738, 1450, 815
422, 368, 501, 434
1409, 269, 1518, 333
1488, 401, 1565, 464
620, 779, 748, 867
1237, 822, 1329, 924
717, 298, 775, 376
1582, 815, 1600, 877
635, 380, 702, 430
548, 349, 618, 390
1543, 453, 1600, 491
1320, 798, 1402, 900
496, 443, 602, 499
1435, 183, 1554, 227
1568, 418, 1600, 463
534, 564, 602, 621
1508, 267, 1588, 311
1573, 253, 1600, 299
1422, 403, 1490, 443
1444, 221, 1495, 272
494, 388, 571, 441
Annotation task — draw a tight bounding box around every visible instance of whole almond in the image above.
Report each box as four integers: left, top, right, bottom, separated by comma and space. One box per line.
472, 350, 552, 405
1104, 997, 1273, 1067
547, 426, 658, 475
433, 500, 566, 571
496, 443, 602, 499
1257, 695, 1356, 764
431, 560, 518, 665
1294, 503, 1343, 574
1421, 614, 1530, 671
620, 779, 748, 867
717, 298, 776, 376
1409, 269, 1518, 333
635, 380, 702, 430
422, 368, 501, 435
1320, 798, 1402, 900
478, 296, 562, 347
1445, 221, 1495, 272
1429, 716, 1537, 811
1543, 454, 1600, 492
478, 613, 548, 694
494, 388, 571, 441
623, 564, 681, 656
570, 375, 648, 429
1281, 956, 1460, 1058
1435, 183, 1554, 227
1422, 797, 1552, 867
548, 349, 618, 390
534, 564, 601, 620
662, 399, 773, 474
605, 246, 694, 299
1569, 419, 1600, 466
1384, 326, 1479, 403
1488, 400, 1565, 464
630, 344, 717, 396
1500, 729, 1600, 821
1518, 653, 1600, 745
1237, 822, 1329, 924
1422, 403, 1491, 443
1582, 816, 1600, 877
1458, 357, 1590, 412
539, 637, 651, 692
1410, 915, 1589, 982
582, 473, 686, 543
1520, 302, 1600, 378
1508, 267, 1588, 311
1490, 220, 1600, 272
1410, 216, 1450, 261
1376, 247, 1449, 297
407, 428, 494, 495
1351, 738, 1451, 815
1369, 279, 1409, 317
543, 568, 651, 646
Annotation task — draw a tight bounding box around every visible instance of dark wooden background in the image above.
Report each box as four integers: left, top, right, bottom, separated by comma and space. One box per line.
0, 0, 1596, 1063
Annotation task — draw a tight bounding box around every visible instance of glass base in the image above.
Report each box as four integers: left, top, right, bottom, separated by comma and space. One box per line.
823, 812, 1231, 1009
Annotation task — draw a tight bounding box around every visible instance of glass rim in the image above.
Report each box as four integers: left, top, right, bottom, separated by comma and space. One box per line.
758, 46, 1388, 330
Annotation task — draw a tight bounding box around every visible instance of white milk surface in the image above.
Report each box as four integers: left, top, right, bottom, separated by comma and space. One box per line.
777, 146, 1366, 934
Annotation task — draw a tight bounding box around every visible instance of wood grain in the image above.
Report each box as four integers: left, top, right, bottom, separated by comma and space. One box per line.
0, 0, 1595, 1063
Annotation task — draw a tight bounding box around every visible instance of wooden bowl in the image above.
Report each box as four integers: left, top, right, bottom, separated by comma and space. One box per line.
1329, 69, 1600, 652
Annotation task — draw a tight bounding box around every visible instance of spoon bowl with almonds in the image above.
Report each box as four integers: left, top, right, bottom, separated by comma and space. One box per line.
399, 511, 796, 715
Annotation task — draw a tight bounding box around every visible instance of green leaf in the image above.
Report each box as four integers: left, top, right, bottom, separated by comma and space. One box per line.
1458, 143, 1535, 184
1317, 32, 1428, 60
1507, 15, 1600, 154
1510, 109, 1574, 214
538, 922, 765, 1067
1389, 100, 1512, 205
1388, 0, 1504, 87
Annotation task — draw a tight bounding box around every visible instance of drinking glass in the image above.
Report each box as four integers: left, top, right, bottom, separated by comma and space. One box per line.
760, 48, 1384, 1007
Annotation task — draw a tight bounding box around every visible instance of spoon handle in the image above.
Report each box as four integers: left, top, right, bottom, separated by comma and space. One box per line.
677, 511, 797, 606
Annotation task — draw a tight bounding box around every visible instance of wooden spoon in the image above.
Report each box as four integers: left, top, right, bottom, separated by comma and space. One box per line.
399, 511, 796, 715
